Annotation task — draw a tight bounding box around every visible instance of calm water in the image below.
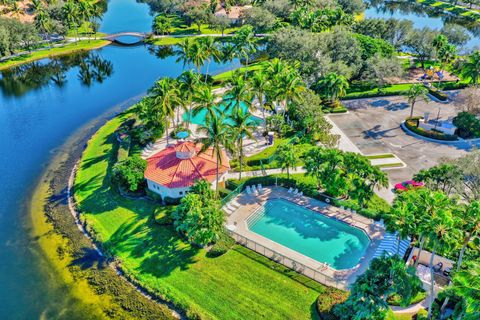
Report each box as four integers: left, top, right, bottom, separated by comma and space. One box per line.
0, 0, 241, 318
248, 199, 370, 270
365, 2, 480, 52
100, 0, 152, 33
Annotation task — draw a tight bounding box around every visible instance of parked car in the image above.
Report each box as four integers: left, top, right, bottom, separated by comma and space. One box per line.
394, 180, 424, 192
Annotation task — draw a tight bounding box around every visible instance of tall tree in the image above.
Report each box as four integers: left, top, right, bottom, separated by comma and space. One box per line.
249, 70, 271, 125
198, 37, 220, 82
407, 84, 429, 119
196, 114, 233, 193
277, 143, 298, 179
314, 72, 349, 104
233, 25, 258, 70
462, 51, 480, 84
445, 261, 480, 319
148, 77, 180, 145
224, 71, 252, 112
178, 70, 202, 128
228, 107, 256, 180
193, 84, 218, 123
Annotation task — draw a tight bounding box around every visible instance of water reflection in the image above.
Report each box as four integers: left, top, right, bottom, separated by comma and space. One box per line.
0, 52, 114, 97
365, 0, 480, 49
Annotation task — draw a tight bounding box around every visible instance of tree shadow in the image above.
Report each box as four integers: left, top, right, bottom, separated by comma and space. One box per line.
70, 247, 107, 270
362, 125, 398, 140
105, 214, 199, 278
332, 238, 368, 270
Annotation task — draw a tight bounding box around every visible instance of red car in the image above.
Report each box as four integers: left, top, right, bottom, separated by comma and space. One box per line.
394, 180, 424, 192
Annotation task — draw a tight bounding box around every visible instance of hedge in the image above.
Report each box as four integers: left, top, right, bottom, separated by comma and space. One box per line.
405, 118, 458, 141
428, 87, 448, 101
315, 289, 349, 320
226, 174, 391, 220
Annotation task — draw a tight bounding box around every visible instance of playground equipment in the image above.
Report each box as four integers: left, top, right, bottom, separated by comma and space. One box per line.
420, 66, 444, 81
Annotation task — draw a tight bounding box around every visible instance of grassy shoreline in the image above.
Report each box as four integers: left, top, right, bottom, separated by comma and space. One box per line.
0, 39, 111, 71
73, 110, 345, 319
29, 113, 176, 319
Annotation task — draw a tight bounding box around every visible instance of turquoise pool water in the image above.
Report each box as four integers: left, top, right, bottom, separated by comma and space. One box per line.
248, 199, 371, 270
183, 101, 262, 126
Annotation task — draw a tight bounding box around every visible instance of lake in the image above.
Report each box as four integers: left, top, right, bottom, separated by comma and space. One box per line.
0, 1, 240, 318
365, 1, 480, 52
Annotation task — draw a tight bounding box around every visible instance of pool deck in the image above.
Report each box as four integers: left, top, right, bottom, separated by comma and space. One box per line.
226, 186, 386, 288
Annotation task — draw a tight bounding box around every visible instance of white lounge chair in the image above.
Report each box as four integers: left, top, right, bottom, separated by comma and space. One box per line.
258, 184, 263, 192
288, 187, 293, 193
231, 200, 241, 207
298, 191, 303, 196
293, 188, 299, 195
246, 186, 252, 194
252, 185, 258, 194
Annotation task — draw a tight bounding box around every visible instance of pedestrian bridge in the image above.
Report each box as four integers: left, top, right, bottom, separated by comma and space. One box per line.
103, 32, 149, 45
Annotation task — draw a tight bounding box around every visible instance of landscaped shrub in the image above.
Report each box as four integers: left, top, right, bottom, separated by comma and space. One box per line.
453, 111, 480, 139
316, 289, 349, 320
206, 231, 235, 258
405, 118, 458, 141
112, 156, 147, 192
428, 87, 448, 101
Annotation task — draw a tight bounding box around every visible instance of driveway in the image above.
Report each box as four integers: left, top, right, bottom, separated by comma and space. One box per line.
330, 95, 470, 185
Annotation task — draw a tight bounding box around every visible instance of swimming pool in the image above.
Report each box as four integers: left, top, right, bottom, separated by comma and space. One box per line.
247, 199, 371, 270
183, 101, 262, 126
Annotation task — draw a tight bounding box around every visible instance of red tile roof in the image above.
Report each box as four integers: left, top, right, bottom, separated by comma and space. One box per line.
145, 141, 230, 188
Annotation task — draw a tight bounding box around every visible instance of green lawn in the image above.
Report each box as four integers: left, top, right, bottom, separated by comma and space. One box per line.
168, 15, 239, 35
0, 40, 110, 71
74, 112, 333, 319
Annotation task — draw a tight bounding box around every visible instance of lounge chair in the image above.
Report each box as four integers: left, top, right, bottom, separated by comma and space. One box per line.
433, 262, 443, 273
298, 191, 303, 196
246, 186, 252, 194
252, 185, 258, 194
257, 184, 263, 192
293, 188, 298, 195
288, 187, 293, 193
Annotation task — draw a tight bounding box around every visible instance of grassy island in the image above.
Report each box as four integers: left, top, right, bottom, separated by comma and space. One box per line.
0, 39, 111, 71
73, 111, 344, 319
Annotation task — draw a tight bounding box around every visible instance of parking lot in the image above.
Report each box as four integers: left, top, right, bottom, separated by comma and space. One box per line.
330, 95, 471, 185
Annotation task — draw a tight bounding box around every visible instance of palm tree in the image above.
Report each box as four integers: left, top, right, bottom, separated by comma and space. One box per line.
249, 70, 271, 125
177, 70, 201, 128
438, 43, 457, 73
62, 0, 80, 41
224, 71, 252, 112
190, 40, 208, 74
233, 25, 258, 70
432, 34, 448, 53
193, 85, 218, 123
407, 84, 430, 119
198, 37, 220, 83
229, 107, 256, 179
386, 200, 416, 255
196, 114, 234, 194
446, 261, 480, 319
277, 143, 298, 179
148, 77, 180, 145
274, 66, 306, 114
78, 0, 94, 40
314, 72, 349, 104
220, 42, 237, 64
35, 9, 52, 46
175, 38, 194, 68
462, 51, 480, 84
440, 201, 480, 316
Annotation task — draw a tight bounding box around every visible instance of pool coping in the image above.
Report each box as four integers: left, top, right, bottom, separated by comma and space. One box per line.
245, 197, 373, 270
225, 186, 386, 288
